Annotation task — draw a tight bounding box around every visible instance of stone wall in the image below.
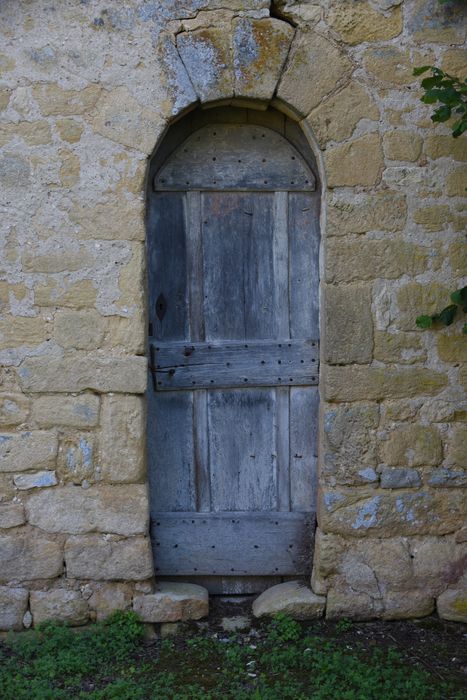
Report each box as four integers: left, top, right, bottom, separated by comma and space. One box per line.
0, 0, 465, 630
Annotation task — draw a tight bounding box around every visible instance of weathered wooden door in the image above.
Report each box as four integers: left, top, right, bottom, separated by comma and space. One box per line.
147, 113, 320, 593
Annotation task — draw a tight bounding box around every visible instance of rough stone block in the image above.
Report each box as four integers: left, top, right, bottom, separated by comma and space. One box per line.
397, 283, 451, 332
0, 529, 63, 581
35, 279, 97, 308
22, 246, 92, 273
0, 502, 25, 528
374, 331, 426, 364
424, 135, 467, 161
232, 18, 293, 101
65, 534, 153, 581
437, 335, 467, 363
30, 590, 89, 627
32, 394, 100, 429
0, 586, 28, 631
307, 82, 379, 146
446, 166, 467, 196
54, 310, 106, 350
428, 469, 466, 488
177, 28, 234, 104
413, 205, 452, 232
56, 118, 83, 143
0, 431, 58, 473
26, 484, 149, 535
0, 120, 52, 147
0, 316, 48, 350
327, 1, 402, 44
363, 47, 415, 86
133, 583, 208, 622
325, 133, 384, 188
326, 588, 379, 620
326, 192, 407, 236
14, 470, 58, 490
326, 239, 428, 283
323, 285, 373, 364
406, 0, 465, 44
380, 425, 442, 467
380, 468, 421, 489
381, 591, 434, 620
277, 31, 351, 116
383, 130, 422, 162
57, 433, 95, 484
0, 393, 29, 427
441, 48, 467, 79
319, 489, 465, 538
252, 581, 325, 620
445, 426, 467, 468
92, 87, 165, 153
324, 366, 447, 402
449, 240, 467, 277
69, 197, 145, 241
32, 83, 102, 116
19, 353, 147, 394
88, 583, 133, 621
99, 395, 145, 483
437, 586, 467, 623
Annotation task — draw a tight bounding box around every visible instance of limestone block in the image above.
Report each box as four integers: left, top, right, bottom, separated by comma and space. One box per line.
14, 471, 58, 490
69, 197, 145, 241
323, 284, 373, 364
380, 468, 421, 489
363, 47, 415, 86
307, 82, 379, 147
0, 529, 63, 581
323, 403, 379, 486
252, 581, 325, 620
133, 583, 208, 622
0, 88, 11, 111
54, 310, 106, 350
0, 431, 58, 473
327, 1, 402, 45
26, 484, 149, 535
424, 135, 467, 162
32, 394, 100, 429
397, 283, 451, 332
57, 433, 95, 484
277, 31, 352, 116
381, 400, 421, 423
99, 395, 145, 483
0, 120, 52, 147
0, 502, 25, 528
428, 469, 466, 488
326, 192, 407, 236
441, 49, 467, 80
374, 332, 426, 365
56, 118, 84, 144
319, 489, 465, 537
177, 28, 234, 104
35, 279, 97, 308
326, 588, 379, 620
0, 393, 29, 427
0, 587, 29, 631
437, 335, 467, 364
411, 536, 465, 593
88, 583, 133, 621
59, 149, 80, 188
30, 590, 89, 627
0, 153, 30, 189
92, 87, 165, 153
324, 366, 447, 402
383, 130, 422, 162
155, 32, 198, 118
382, 592, 434, 620
22, 245, 92, 273
449, 240, 467, 277
19, 353, 147, 394
32, 83, 102, 116
406, 0, 465, 44
232, 18, 293, 101
446, 166, 467, 196
380, 425, 442, 467
0, 316, 48, 350
325, 134, 384, 187
65, 534, 153, 580
105, 313, 146, 355
0, 475, 15, 503
445, 426, 467, 468
325, 239, 428, 283
413, 205, 452, 232
437, 587, 467, 623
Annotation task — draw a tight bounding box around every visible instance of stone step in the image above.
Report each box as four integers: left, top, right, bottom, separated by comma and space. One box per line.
252, 581, 326, 620
133, 582, 209, 623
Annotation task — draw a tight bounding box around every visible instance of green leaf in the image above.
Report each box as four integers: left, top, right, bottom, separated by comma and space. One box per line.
413, 66, 432, 76
450, 287, 467, 306
416, 315, 433, 329
431, 105, 452, 122
437, 305, 458, 327
421, 76, 443, 89
463, 323, 467, 336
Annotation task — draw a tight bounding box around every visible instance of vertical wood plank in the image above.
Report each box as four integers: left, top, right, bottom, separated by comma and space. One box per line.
275, 387, 290, 511
185, 190, 205, 342
272, 191, 289, 338
289, 191, 320, 339
193, 389, 211, 512
289, 386, 319, 511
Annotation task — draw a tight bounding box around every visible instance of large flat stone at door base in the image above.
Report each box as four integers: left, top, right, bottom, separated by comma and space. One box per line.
252, 581, 326, 620
133, 583, 209, 623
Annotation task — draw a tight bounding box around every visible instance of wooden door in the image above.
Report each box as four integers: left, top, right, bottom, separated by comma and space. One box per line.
147, 116, 320, 593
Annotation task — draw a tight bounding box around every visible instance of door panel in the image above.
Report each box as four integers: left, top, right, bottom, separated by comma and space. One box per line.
147, 119, 320, 591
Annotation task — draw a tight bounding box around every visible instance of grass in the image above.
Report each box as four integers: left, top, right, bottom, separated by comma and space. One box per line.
0, 611, 465, 700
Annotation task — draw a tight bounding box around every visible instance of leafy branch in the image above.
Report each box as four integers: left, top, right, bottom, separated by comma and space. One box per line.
413, 65, 467, 138
416, 287, 467, 334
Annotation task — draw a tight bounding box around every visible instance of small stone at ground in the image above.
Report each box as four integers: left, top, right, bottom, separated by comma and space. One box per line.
252, 581, 326, 620
133, 582, 209, 623
221, 615, 251, 632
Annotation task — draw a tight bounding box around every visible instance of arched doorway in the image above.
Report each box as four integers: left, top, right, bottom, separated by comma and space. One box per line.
146, 107, 320, 594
